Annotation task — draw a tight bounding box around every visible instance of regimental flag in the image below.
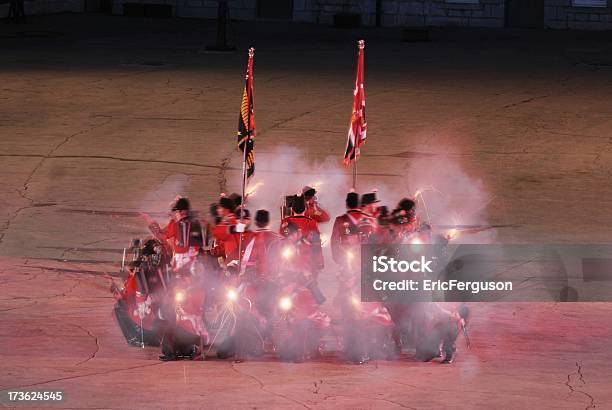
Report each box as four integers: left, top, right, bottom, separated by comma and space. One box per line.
237, 47, 256, 178
343, 40, 367, 165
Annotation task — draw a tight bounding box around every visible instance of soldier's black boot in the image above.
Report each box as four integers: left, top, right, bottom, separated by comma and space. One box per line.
441, 341, 456, 364
159, 353, 177, 361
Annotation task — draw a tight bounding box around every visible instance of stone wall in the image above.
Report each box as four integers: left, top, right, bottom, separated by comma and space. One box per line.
315, 0, 504, 27
0, 0, 81, 16
5, 0, 612, 31
313, 0, 612, 29
110, 0, 256, 20
545, 0, 612, 30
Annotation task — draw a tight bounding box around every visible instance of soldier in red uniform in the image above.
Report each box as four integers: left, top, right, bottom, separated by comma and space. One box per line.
302, 186, 331, 224
249, 210, 282, 321
330, 192, 363, 315
211, 195, 238, 259
330, 191, 363, 268
358, 191, 382, 244
252, 210, 281, 280
223, 208, 257, 271
279, 194, 324, 274
278, 221, 327, 305
376, 205, 395, 244
142, 197, 204, 274
390, 198, 419, 243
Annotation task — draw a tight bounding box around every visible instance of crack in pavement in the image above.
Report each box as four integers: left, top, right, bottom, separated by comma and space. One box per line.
0, 301, 38, 312
503, 95, 549, 109
321, 392, 417, 409
228, 362, 313, 409
18, 265, 120, 278
67, 323, 100, 366
38, 245, 123, 254
27, 257, 119, 265
257, 111, 313, 137
564, 361, 596, 410
0, 154, 227, 172
0, 203, 31, 247
21, 119, 114, 195
0, 362, 165, 392
0, 120, 113, 247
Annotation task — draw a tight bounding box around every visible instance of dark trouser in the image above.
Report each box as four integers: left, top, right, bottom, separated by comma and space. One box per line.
113, 301, 160, 346
159, 321, 200, 357
414, 318, 459, 362
7, 0, 25, 23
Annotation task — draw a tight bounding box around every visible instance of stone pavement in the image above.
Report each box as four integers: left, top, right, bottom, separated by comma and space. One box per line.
1, 14, 611, 409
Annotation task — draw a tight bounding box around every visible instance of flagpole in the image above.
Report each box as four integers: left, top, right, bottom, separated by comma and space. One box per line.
238, 47, 254, 274
238, 135, 247, 274
352, 158, 357, 190
356, 40, 364, 190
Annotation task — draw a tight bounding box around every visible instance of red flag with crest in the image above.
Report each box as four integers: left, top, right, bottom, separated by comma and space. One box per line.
237, 48, 256, 178
343, 40, 367, 165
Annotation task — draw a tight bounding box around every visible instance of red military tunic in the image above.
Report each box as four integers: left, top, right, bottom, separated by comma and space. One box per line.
210, 213, 237, 259
279, 214, 324, 271
253, 228, 282, 279
223, 230, 257, 267
150, 217, 203, 255
149, 217, 204, 271
390, 216, 419, 244
356, 211, 380, 244
276, 237, 313, 278
330, 209, 364, 266
305, 202, 331, 224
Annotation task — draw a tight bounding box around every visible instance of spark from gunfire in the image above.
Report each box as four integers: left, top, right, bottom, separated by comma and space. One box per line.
413, 186, 443, 199
226, 288, 238, 302
245, 182, 264, 198
282, 246, 294, 260
413, 186, 443, 225
310, 181, 323, 190
346, 250, 355, 261
279, 296, 292, 311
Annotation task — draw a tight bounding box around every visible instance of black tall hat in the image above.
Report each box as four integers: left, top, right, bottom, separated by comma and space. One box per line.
229, 193, 242, 207
255, 209, 269, 226
346, 192, 359, 209
378, 205, 389, 218
219, 196, 235, 211
361, 192, 380, 206
142, 239, 158, 256
302, 186, 316, 199
292, 195, 306, 214
171, 197, 190, 211
397, 198, 416, 213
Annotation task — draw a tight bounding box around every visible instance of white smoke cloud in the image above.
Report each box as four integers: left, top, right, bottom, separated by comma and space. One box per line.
243, 145, 350, 239
402, 154, 495, 244
138, 173, 192, 214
